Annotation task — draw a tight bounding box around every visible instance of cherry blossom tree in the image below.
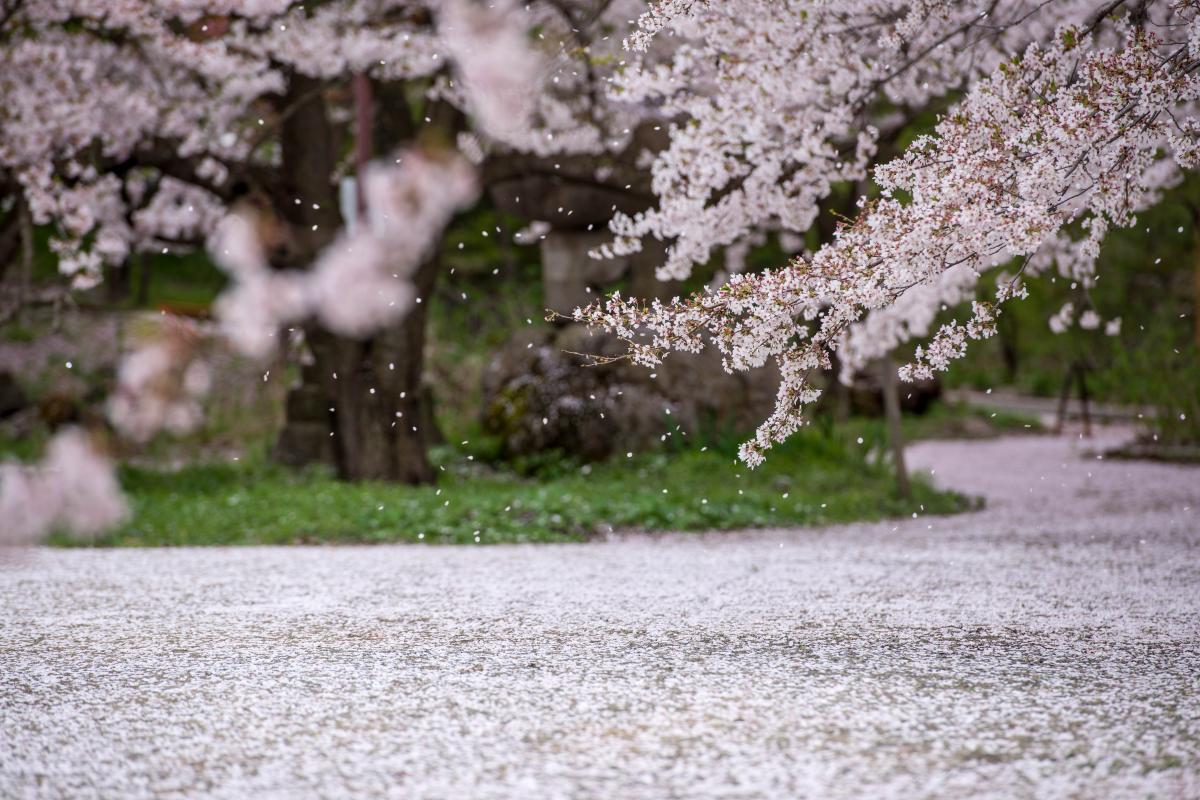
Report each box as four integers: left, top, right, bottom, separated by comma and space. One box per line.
579, 0, 1200, 467
0, 0, 655, 489
0, 0, 655, 544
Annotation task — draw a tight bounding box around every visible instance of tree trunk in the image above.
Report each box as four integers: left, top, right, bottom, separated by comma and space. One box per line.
305, 253, 438, 483
105, 258, 132, 305
135, 252, 152, 306
828, 350, 851, 422
19, 199, 32, 316
270, 73, 440, 484
273, 75, 343, 259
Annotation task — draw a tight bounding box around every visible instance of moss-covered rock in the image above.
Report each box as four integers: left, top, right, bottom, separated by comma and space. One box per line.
481, 323, 780, 462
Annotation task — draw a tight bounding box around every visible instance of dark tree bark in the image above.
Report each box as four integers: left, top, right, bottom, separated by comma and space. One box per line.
104, 258, 133, 305
827, 349, 851, 422
372, 79, 416, 157
307, 252, 439, 483
274, 75, 342, 259
0, 203, 21, 283
271, 74, 442, 484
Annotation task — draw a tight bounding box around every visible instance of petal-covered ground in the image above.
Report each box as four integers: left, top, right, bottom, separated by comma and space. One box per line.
2, 431, 1198, 799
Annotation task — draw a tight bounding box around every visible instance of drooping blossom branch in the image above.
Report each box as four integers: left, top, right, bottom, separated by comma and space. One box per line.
601, 0, 1125, 281
578, 12, 1200, 467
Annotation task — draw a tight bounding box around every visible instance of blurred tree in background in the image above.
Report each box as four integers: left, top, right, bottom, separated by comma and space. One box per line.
2, 1, 1200, 546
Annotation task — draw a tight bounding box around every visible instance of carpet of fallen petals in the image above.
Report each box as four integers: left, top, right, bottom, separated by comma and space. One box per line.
2, 429, 1198, 799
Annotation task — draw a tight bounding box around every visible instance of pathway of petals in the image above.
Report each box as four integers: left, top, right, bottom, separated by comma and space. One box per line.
2, 430, 1198, 799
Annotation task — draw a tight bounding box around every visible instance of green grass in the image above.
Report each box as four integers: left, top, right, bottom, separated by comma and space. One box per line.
0, 427, 50, 462
133, 249, 228, 309
897, 401, 1042, 440
49, 422, 971, 547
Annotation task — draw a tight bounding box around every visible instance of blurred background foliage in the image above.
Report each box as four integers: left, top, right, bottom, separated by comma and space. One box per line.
944, 174, 1200, 447
2, 162, 1197, 545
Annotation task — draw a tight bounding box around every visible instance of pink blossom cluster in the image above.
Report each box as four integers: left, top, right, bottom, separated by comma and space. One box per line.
1047, 301, 1122, 336
107, 315, 213, 443
210, 148, 478, 359
453, 0, 664, 159
580, 4, 1200, 467
0, 0, 580, 284
0, 429, 127, 546
439, 0, 545, 145
602, 1, 1120, 280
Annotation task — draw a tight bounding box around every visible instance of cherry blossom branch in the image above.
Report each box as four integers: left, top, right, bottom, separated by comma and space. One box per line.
579, 14, 1200, 467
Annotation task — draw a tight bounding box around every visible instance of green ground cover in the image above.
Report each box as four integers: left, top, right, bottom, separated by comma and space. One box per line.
45, 407, 1024, 547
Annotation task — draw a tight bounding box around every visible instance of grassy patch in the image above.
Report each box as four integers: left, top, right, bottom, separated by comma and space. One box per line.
51, 423, 970, 547
896, 401, 1042, 440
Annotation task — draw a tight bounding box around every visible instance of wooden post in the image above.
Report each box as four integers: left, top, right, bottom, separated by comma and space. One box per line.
1078, 364, 1092, 437
880, 357, 912, 500
353, 72, 374, 220
1194, 206, 1200, 348
1055, 363, 1073, 434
